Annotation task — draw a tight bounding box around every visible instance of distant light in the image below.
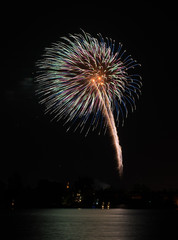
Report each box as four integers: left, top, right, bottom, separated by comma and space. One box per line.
75, 192, 82, 203
66, 182, 70, 189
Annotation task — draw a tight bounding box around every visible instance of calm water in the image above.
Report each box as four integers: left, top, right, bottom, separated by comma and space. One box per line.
2, 208, 178, 240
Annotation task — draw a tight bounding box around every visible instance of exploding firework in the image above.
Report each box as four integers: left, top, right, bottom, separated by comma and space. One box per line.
36, 30, 142, 175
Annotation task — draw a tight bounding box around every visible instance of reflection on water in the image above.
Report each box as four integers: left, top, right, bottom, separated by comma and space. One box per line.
3, 208, 178, 240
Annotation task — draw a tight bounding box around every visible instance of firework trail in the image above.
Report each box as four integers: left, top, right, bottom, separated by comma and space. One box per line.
92, 81, 123, 174
36, 30, 142, 175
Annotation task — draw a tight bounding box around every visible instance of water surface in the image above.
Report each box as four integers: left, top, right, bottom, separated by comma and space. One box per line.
2, 208, 178, 240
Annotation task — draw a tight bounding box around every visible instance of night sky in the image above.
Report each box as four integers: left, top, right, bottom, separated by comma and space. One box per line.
2, 3, 178, 190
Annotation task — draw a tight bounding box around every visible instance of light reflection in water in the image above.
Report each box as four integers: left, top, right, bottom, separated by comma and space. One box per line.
8, 209, 178, 240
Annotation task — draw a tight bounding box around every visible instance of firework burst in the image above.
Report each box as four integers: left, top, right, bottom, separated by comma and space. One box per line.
36, 30, 142, 175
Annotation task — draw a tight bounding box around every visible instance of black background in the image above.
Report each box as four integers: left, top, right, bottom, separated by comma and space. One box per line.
2, 3, 178, 190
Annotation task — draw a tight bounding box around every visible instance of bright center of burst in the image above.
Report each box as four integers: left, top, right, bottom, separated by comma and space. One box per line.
91, 76, 105, 86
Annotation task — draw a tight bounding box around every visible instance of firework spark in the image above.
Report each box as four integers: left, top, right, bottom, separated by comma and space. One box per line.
36, 30, 142, 175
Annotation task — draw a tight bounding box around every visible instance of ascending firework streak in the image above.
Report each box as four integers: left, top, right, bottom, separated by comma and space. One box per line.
36, 30, 142, 176
93, 81, 123, 175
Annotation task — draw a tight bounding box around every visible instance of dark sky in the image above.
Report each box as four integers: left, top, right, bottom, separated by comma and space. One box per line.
2, 3, 178, 190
